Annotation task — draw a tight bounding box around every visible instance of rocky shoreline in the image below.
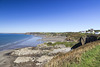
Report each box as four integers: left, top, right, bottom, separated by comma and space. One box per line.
0, 35, 71, 67
0, 44, 71, 67
0, 34, 99, 67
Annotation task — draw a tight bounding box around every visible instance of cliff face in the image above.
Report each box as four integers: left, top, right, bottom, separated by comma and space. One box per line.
71, 35, 99, 49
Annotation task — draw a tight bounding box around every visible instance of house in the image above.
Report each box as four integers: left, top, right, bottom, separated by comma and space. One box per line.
95, 32, 100, 34
80, 29, 100, 34
80, 29, 95, 34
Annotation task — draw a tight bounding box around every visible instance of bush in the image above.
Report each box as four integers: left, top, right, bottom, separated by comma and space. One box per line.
47, 42, 53, 45
47, 42, 76, 47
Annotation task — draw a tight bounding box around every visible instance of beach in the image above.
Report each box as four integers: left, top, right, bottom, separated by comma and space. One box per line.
0, 35, 71, 67
0, 50, 14, 67
0, 33, 100, 67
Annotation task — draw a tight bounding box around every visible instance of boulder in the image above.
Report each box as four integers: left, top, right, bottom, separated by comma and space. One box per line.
14, 57, 34, 63
11, 47, 43, 56
48, 47, 71, 55
54, 44, 66, 48
37, 44, 54, 50
36, 55, 53, 65
80, 36, 87, 45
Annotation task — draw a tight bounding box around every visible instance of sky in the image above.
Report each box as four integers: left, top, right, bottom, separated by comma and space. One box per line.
0, 0, 100, 33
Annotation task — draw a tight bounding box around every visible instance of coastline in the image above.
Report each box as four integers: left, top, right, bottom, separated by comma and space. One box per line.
0, 47, 71, 67
0, 35, 44, 51
0, 34, 71, 67
34, 34, 67, 42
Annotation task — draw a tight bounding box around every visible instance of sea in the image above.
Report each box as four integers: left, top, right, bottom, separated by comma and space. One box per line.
0, 33, 44, 51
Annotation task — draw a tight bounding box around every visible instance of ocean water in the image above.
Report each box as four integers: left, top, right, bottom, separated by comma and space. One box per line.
0, 34, 44, 51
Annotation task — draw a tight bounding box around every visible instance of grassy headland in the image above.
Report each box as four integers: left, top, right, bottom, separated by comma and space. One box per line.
25, 32, 100, 42
73, 45, 100, 67
1, 32, 100, 67
44, 40, 100, 67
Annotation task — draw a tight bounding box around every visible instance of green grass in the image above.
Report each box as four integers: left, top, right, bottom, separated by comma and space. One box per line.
79, 45, 100, 67
64, 45, 100, 67
46, 42, 76, 47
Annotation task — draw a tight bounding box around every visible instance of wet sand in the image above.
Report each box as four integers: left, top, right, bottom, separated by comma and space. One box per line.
0, 50, 15, 67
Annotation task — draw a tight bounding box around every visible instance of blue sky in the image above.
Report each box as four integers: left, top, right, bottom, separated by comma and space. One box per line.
0, 0, 100, 33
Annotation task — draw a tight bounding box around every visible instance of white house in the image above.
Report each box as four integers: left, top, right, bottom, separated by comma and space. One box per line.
95, 32, 100, 34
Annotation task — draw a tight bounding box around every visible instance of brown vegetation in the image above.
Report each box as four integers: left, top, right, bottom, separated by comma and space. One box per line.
44, 40, 100, 67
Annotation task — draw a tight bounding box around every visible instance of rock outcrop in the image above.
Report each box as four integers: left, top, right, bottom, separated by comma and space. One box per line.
10, 44, 71, 67
54, 44, 66, 48
80, 36, 87, 45
48, 47, 71, 55
14, 57, 34, 63
36, 55, 53, 66
71, 35, 98, 49
65, 36, 75, 42
11, 47, 44, 56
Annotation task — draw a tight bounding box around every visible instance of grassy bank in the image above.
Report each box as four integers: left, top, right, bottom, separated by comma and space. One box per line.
64, 45, 100, 67
44, 40, 100, 67
46, 42, 76, 47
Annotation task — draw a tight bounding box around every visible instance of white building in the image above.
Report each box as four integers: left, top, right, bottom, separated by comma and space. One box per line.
95, 32, 100, 34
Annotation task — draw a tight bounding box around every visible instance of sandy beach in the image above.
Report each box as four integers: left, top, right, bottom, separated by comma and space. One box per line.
0, 50, 14, 67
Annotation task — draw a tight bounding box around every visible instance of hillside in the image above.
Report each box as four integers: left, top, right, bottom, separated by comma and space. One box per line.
44, 40, 100, 67
94, 30, 100, 32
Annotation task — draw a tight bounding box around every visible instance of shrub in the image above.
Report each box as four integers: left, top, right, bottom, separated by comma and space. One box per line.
47, 42, 76, 47
47, 42, 53, 45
